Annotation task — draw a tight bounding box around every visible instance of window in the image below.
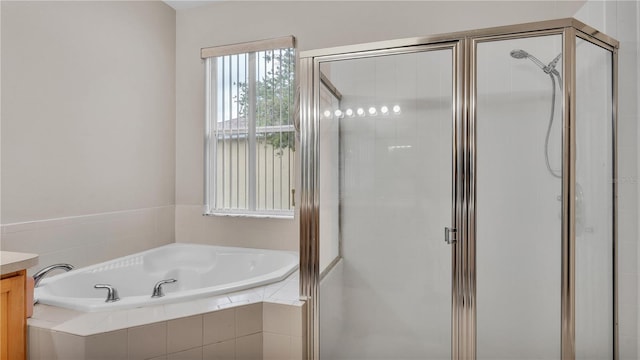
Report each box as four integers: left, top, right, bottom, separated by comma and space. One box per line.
202, 36, 296, 217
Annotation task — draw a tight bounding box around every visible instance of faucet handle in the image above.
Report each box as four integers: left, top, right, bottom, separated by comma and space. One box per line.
94, 284, 120, 303
152, 279, 177, 298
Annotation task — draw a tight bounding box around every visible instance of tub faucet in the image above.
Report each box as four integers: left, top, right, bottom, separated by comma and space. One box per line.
152, 279, 177, 298
94, 284, 120, 302
33, 263, 75, 287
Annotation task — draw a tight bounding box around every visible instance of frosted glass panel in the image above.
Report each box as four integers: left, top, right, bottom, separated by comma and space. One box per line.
575, 38, 614, 359
318, 49, 453, 359
476, 35, 562, 359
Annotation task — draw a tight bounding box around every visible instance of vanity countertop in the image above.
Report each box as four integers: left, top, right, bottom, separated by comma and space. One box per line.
0, 251, 38, 276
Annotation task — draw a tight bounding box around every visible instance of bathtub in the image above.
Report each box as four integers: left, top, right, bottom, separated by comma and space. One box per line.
34, 243, 299, 312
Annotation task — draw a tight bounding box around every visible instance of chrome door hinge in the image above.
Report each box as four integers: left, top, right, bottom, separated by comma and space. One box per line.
444, 227, 457, 244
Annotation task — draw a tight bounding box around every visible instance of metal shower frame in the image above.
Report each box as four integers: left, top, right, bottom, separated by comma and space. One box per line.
298, 18, 619, 360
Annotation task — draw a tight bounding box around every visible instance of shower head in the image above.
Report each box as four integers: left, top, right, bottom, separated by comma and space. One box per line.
510, 48, 547, 71
510, 49, 530, 59
510, 48, 561, 76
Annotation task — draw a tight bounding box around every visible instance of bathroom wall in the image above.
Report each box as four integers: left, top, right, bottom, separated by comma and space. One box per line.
0, 1, 176, 272
175, 0, 585, 250
574, 1, 640, 359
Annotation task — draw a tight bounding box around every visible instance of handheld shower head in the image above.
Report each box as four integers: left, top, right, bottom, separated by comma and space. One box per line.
510, 48, 547, 71
510, 49, 530, 59
509, 47, 563, 179
510, 48, 561, 76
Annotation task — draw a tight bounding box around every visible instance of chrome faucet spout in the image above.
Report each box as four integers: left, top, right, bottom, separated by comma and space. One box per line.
33, 263, 75, 287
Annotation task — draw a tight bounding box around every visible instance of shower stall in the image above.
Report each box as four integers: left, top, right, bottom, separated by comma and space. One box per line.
298, 19, 618, 359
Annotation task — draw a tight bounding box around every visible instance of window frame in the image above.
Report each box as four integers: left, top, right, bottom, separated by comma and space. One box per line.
202, 36, 296, 218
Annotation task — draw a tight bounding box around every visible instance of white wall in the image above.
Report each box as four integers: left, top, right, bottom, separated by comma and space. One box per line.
175, 0, 585, 251
0, 1, 176, 271
574, 2, 640, 359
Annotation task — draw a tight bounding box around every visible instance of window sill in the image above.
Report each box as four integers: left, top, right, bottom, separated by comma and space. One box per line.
203, 210, 294, 220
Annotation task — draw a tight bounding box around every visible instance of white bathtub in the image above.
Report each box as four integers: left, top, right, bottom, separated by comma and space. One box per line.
34, 243, 299, 312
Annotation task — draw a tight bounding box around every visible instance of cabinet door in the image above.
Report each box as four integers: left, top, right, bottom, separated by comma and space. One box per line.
0, 271, 26, 360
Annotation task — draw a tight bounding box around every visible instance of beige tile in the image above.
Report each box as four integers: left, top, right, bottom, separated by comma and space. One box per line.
235, 333, 262, 360
86, 329, 127, 360
39, 329, 86, 360
31, 304, 83, 325
53, 331, 86, 359
269, 282, 298, 302
128, 322, 167, 360
155, 206, 175, 247
125, 305, 167, 330
203, 309, 235, 345
1, 219, 39, 234
167, 346, 203, 360
50, 310, 116, 337
28, 326, 40, 360
164, 299, 209, 321
84, 241, 127, 270
38, 329, 54, 360
235, 303, 262, 337
291, 303, 305, 338
263, 333, 290, 360
202, 340, 235, 360
168, 315, 203, 354
263, 302, 292, 335
290, 337, 303, 360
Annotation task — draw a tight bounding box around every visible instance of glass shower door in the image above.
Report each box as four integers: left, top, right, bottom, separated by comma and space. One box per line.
317, 46, 455, 359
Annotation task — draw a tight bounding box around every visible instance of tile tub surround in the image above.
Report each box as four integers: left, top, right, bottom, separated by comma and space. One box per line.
0, 206, 175, 277
27, 272, 304, 360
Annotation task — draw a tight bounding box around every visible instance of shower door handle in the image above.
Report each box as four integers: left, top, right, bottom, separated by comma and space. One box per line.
444, 227, 457, 245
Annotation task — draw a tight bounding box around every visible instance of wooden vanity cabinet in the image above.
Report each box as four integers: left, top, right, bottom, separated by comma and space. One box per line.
0, 270, 26, 360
